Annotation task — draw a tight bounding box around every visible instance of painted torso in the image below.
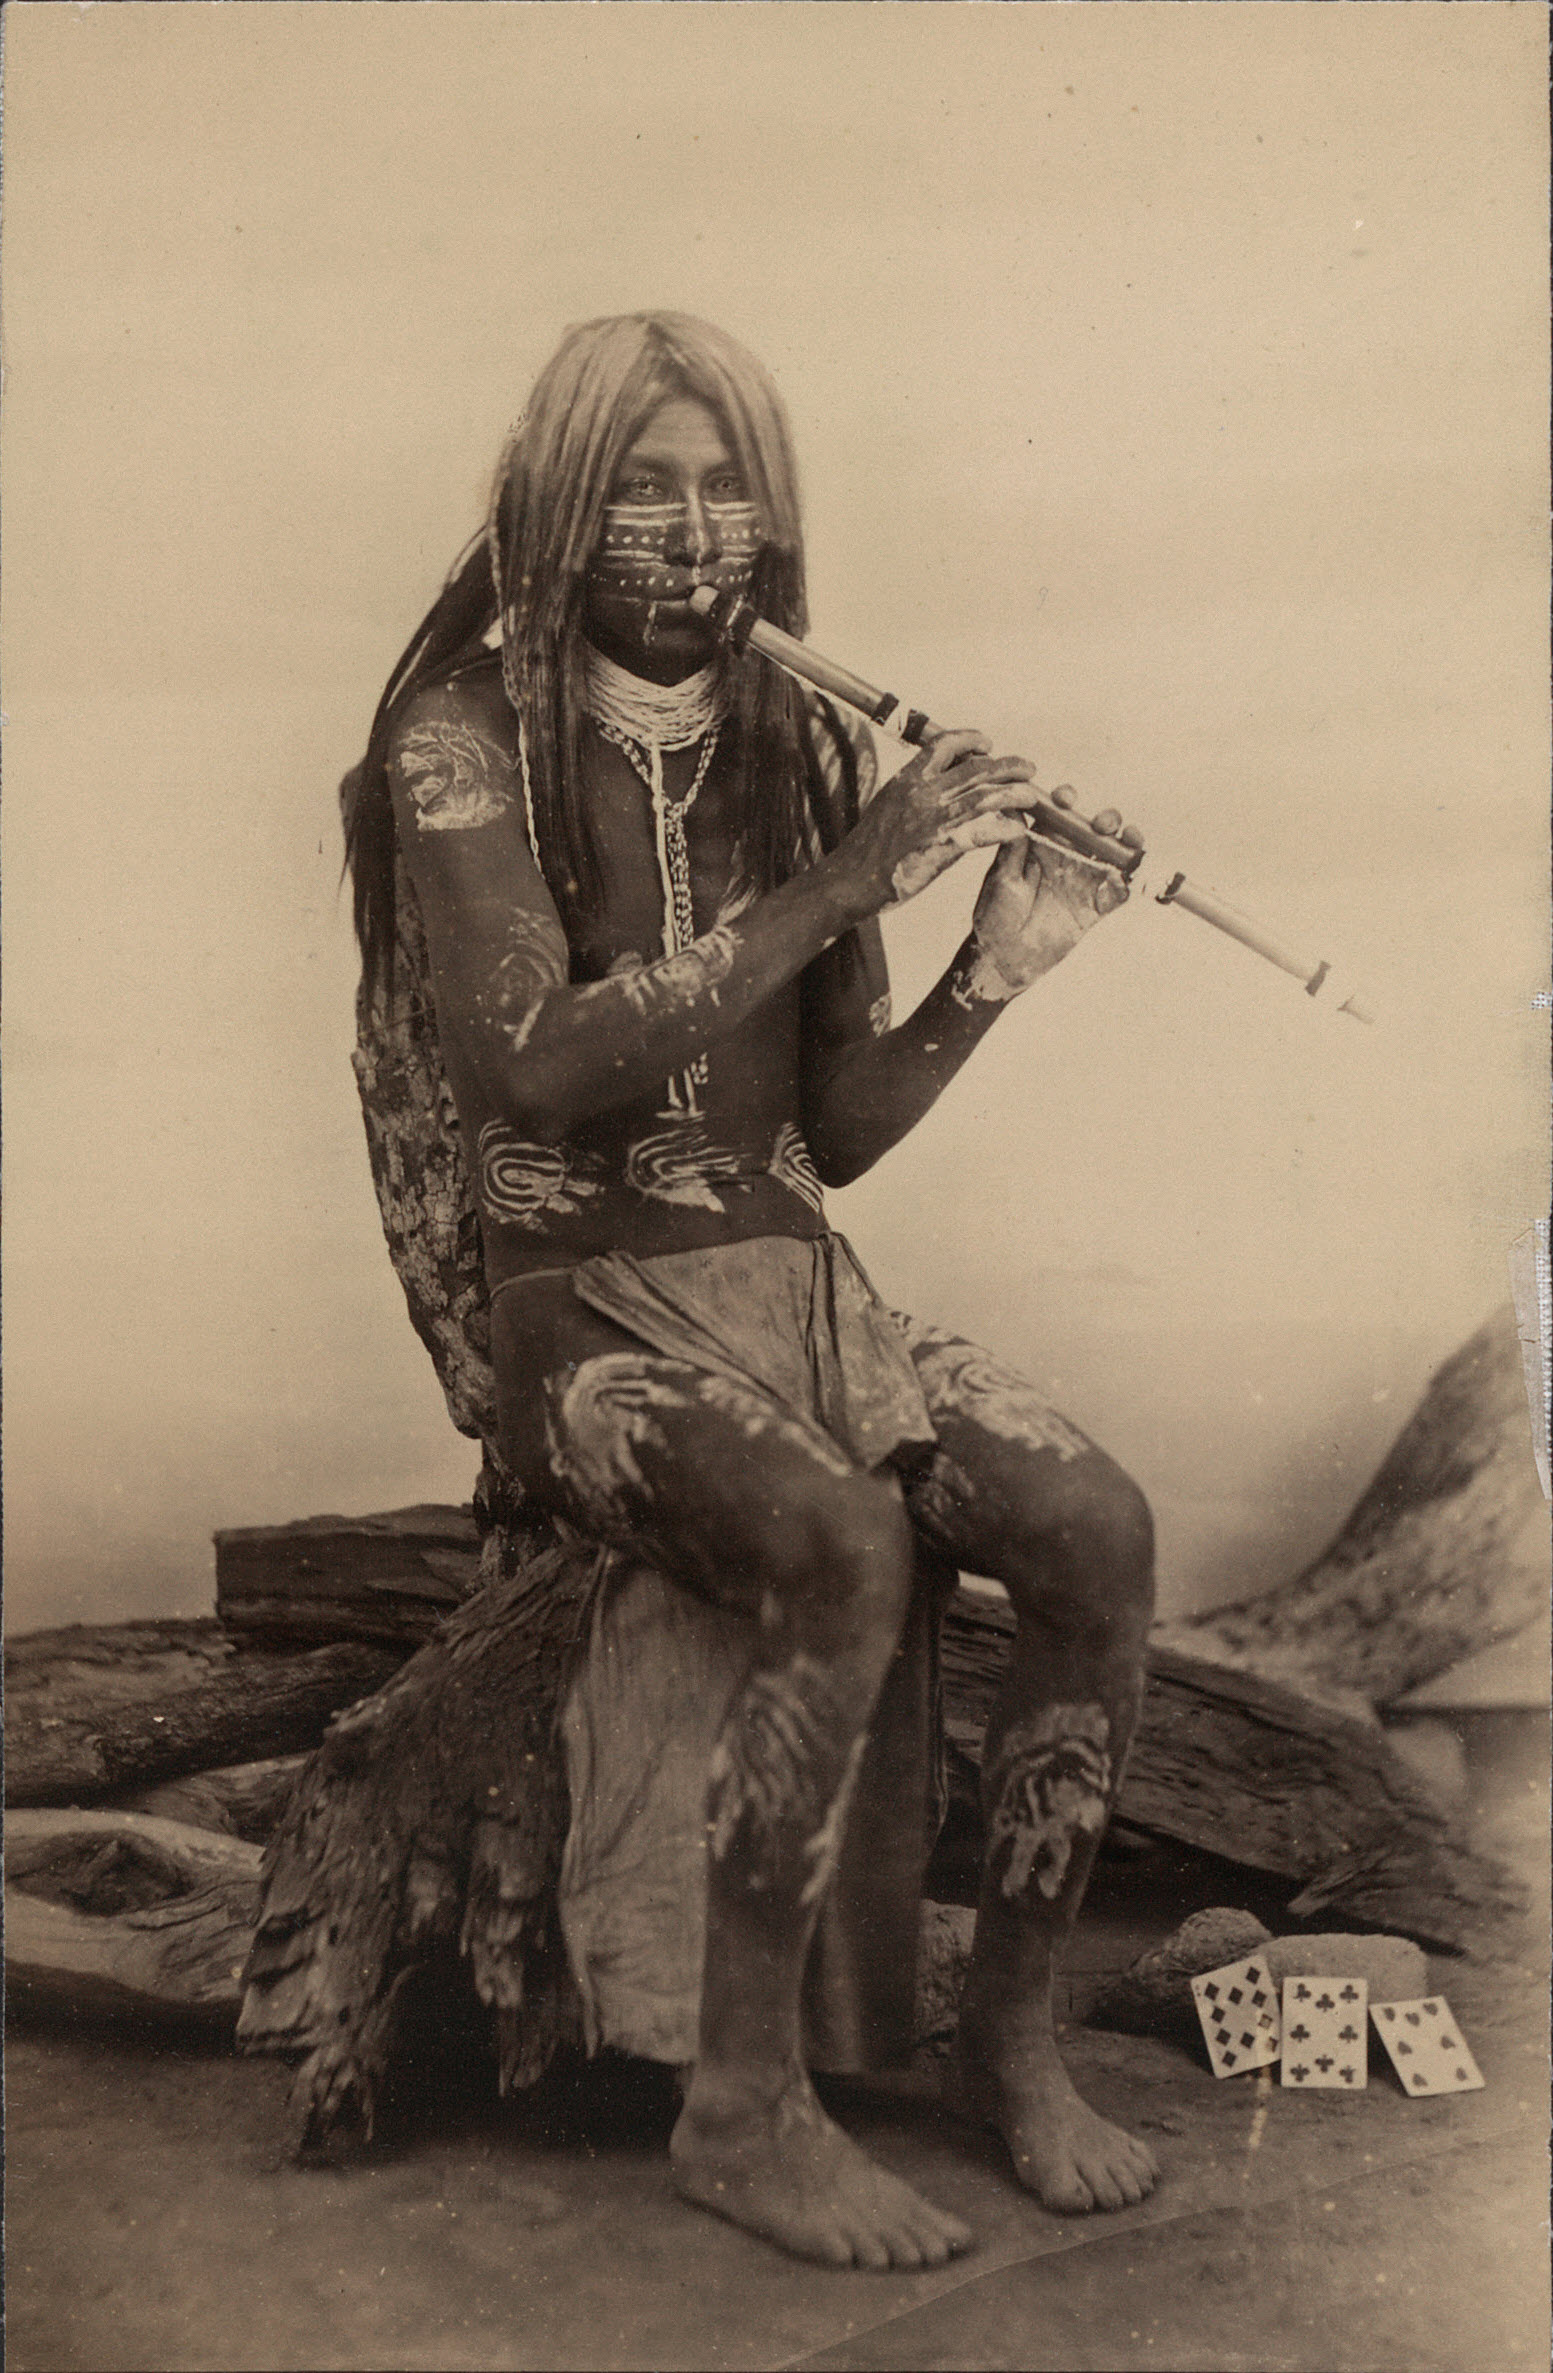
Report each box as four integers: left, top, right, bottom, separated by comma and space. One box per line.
435, 705, 834, 1291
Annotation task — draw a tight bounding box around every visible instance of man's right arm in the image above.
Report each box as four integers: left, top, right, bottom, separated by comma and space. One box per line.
389, 682, 1035, 1141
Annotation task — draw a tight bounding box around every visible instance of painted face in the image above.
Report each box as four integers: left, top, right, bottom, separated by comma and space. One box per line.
584, 397, 763, 683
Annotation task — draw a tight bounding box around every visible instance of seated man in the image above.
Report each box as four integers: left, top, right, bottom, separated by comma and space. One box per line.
345, 310, 1157, 2269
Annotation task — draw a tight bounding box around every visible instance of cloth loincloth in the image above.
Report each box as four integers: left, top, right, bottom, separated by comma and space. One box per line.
562, 1230, 938, 1474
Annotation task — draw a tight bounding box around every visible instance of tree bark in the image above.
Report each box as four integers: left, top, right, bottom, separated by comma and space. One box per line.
236, 1525, 598, 2147
1155, 1305, 1548, 1706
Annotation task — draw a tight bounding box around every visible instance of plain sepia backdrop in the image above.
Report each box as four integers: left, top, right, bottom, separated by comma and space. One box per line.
3, 4, 1548, 1676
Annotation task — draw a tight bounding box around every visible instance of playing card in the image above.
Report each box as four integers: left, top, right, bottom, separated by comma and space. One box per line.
1190, 1954, 1282, 2077
1370, 1997, 1485, 2095
1280, 1976, 1368, 2089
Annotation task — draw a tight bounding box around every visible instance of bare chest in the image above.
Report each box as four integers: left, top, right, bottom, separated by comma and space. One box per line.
567, 729, 749, 982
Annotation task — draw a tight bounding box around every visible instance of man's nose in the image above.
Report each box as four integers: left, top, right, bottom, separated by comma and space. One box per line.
668, 490, 717, 566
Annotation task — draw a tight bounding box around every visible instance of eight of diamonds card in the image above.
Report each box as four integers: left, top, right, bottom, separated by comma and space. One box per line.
1190, 1955, 1282, 2077
1370, 1997, 1485, 2095
1280, 1976, 1368, 2089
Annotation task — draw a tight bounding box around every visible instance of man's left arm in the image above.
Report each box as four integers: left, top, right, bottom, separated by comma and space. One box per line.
800, 807, 1138, 1188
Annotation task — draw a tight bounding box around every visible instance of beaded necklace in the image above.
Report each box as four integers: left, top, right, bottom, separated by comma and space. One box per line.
495, 558, 728, 1109
584, 652, 725, 1110
585, 649, 725, 956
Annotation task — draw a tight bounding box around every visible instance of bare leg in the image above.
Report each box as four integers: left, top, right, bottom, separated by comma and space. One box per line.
676, 1591, 973, 2269
898, 1321, 1159, 2213
494, 1279, 975, 2269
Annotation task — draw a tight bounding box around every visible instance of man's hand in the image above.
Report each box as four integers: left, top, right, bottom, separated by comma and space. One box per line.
839, 730, 1037, 913
969, 789, 1143, 996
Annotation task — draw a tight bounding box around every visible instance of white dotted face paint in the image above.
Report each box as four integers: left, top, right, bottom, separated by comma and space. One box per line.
587, 497, 761, 612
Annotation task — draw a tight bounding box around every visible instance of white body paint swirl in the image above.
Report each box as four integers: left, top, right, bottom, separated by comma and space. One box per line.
987, 1704, 1113, 1903
477, 1124, 602, 1229
768, 1122, 826, 1216
897, 1319, 1092, 1462
624, 1118, 745, 1212
397, 719, 514, 832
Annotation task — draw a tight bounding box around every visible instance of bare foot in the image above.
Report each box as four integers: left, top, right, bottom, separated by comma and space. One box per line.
949, 2047, 1159, 2215
671, 2066, 977, 2270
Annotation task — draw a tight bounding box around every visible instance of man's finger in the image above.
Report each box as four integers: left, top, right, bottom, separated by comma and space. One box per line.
952, 775, 1040, 819
920, 728, 992, 773
946, 814, 1028, 855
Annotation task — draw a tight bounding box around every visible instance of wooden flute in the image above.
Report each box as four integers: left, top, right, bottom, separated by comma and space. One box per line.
689, 585, 1374, 1024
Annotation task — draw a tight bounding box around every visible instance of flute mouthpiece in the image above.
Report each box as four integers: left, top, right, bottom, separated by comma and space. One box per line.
686, 586, 720, 621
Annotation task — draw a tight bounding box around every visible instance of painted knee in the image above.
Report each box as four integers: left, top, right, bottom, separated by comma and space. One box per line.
1011, 1459, 1154, 1654
1067, 1462, 1155, 1646
773, 1479, 915, 1667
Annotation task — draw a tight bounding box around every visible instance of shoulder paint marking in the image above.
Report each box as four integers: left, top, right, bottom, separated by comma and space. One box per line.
396, 718, 514, 831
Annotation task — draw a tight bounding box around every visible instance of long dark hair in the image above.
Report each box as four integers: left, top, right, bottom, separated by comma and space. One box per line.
344, 313, 817, 1002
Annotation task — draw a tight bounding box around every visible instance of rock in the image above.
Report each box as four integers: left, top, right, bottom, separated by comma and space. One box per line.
1087, 1907, 1272, 2035
912, 1900, 977, 2064
1088, 1907, 1428, 2038
1261, 1932, 1429, 2004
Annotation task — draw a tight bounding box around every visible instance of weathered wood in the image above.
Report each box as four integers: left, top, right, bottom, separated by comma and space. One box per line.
237, 1528, 599, 2146
6, 1617, 233, 1693
112, 1756, 310, 1843
4, 1623, 400, 1808
216, 1505, 481, 1650
5, 1810, 262, 2024
1156, 1306, 1548, 1706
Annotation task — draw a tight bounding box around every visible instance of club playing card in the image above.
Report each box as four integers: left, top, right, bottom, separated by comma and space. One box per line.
1190, 1954, 1282, 2077
1370, 1997, 1485, 2095
1280, 1976, 1368, 2088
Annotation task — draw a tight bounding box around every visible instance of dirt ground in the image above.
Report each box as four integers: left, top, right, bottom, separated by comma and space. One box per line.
6, 1712, 1548, 2373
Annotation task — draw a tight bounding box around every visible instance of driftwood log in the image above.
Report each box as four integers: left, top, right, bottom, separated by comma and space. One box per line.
215, 1506, 481, 1651
115, 1757, 312, 1844
4, 1619, 399, 1809
1155, 1304, 1546, 1706
941, 1595, 1519, 1950
6, 1809, 262, 2025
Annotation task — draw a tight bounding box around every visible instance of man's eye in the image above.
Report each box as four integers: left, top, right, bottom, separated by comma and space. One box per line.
614, 475, 663, 502
709, 475, 747, 501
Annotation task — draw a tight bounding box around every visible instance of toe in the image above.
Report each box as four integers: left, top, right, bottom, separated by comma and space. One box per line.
812, 2220, 861, 2269
1082, 2162, 1128, 2212
881, 2224, 928, 2271
1041, 2167, 1096, 2214
938, 2208, 976, 2256
838, 2218, 893, 2273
